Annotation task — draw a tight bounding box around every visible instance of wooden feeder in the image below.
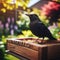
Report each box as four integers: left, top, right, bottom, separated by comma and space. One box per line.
7, 37, 60, 60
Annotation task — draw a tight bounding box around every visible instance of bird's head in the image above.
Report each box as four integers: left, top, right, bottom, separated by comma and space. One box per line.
26, 14, 38, 18
26, 14, 40, 22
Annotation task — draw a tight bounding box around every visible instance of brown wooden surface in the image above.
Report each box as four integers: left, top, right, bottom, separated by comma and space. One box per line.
7, 39, 60, 60
7, 42, 38, 60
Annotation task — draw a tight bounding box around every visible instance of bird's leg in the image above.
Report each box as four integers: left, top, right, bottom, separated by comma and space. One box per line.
41, 37, 44, 43
43, 37, 44, 40
39, 37, 43, 40
44, 37, 49, 40
37, 37, 44, 43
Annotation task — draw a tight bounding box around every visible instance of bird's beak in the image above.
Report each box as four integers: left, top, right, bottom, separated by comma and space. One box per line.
25, 14, 30, 16
25, 14, 28, 16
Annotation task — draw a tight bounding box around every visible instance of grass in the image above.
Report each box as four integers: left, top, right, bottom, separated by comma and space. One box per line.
5, 54, 20, 60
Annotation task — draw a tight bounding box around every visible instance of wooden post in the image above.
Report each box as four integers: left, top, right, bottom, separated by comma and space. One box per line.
38, 47, 48, 60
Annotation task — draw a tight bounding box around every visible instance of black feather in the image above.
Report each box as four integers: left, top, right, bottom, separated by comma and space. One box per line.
26, 14, 57, 40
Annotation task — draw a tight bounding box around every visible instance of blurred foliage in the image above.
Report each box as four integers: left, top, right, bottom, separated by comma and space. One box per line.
49, 27, 60, 39
16, 14, 30, 34
0, 41, 5, 60
17, 30, 37, 38
0, 0, 30, 13
39, 15, 49, 26
57, 0, 60, 2
41, 1, 60, 24
5, 54, 19, 60
17, 14, 30, 29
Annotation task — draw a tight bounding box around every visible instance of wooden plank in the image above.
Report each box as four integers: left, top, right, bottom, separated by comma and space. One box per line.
7, 51, 29, 60
38, 47, 48, 60
7, 43, 38, 60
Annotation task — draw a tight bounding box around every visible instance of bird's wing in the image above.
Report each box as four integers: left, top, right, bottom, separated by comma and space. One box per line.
36, 22, 52, 35
36, 22, 47, 30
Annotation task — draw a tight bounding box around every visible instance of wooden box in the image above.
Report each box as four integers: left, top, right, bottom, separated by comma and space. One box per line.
7, 38, 60, 60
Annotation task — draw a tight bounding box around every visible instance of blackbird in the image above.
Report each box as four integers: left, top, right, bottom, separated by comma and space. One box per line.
26, 14, 56, 40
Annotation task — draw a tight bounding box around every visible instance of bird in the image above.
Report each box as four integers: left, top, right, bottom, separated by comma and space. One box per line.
26, 14, 57, 40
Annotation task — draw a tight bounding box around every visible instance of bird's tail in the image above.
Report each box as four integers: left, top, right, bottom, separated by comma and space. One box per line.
49, 36, 57, 40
